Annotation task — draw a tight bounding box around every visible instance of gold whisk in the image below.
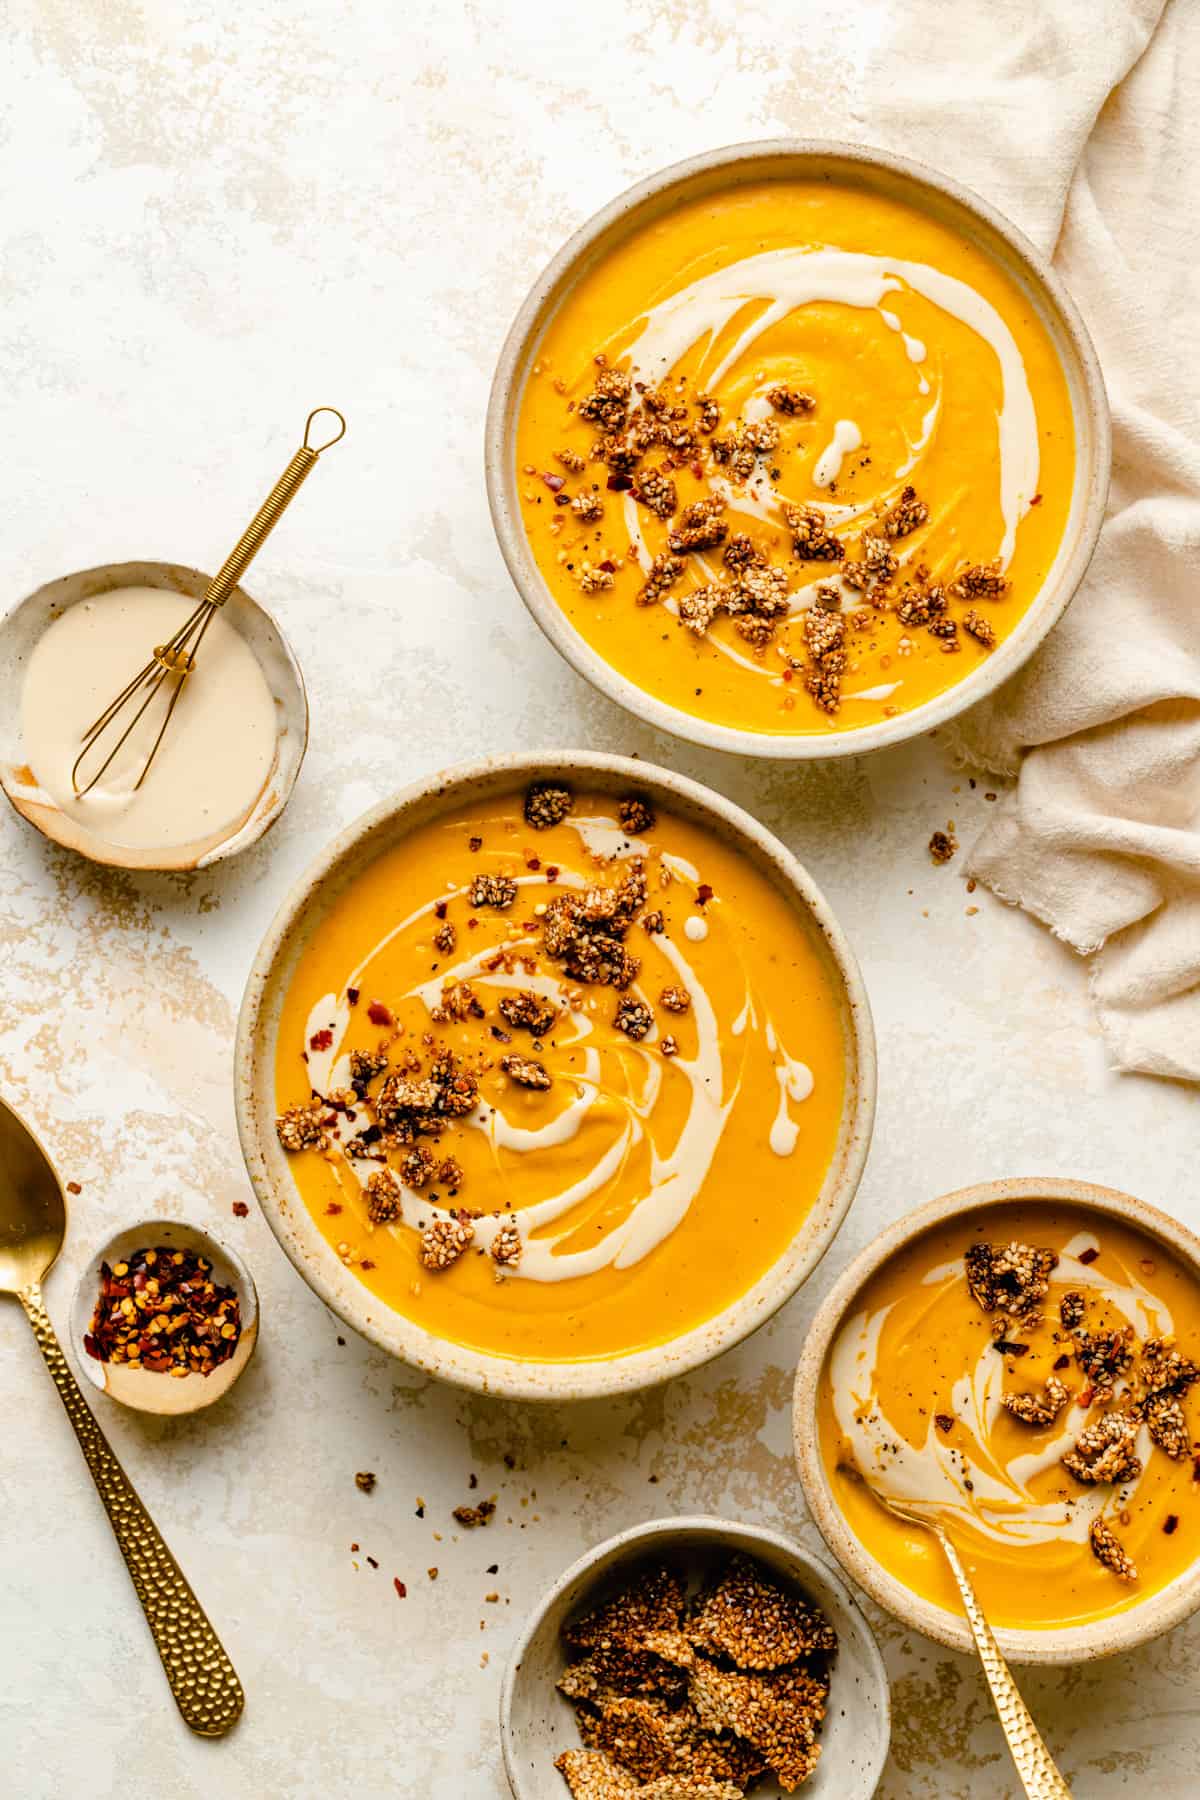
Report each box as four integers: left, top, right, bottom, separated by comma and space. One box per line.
71, 406, 346, 799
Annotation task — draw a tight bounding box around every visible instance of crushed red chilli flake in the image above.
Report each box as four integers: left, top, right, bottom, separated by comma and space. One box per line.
346, 986, 360, 1006
1165, 1514, 1180, 1535
367, 1000, 394, 1026
1054, 1353, 1071, 1370
394, 1578, 407, 1598
934, 1414, 955, 1433
696, 884, 714, 905
231, 1201, 249, 1218
598, 559, 616, 573
607, 473, 633, 492
1078, 1247, 1100, 1265
309, 1028, 334, 1052
84, 1245, 241, 1377
326, 1202, 343, 1215
434, 900, 448, 919
66, 1180, 82, 1195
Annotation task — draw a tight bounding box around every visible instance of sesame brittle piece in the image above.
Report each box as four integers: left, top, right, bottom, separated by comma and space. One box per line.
964, 1241, 1058, 1320
501, 1052, 553, 1090
1001, 1376, 1070, 1427
688, 1661, 828, 1793
880, 484, 928, 539
418, 1213, 475, 1272
580, 1696, 675, 1784
619, 795, 656, 835
638, 1781, 745, 1800
499, 991, 559, 1036
1062, 1409, 1143, 1486
526, 783, 573, 829
275, 1101, 329, 1153
687, 1553, 837, 1670
1089, 1517, 1138, 1583
1144, 1392, 1190, 1460
948, 560, 1009, 602
578, 368, 632, 432
633, 468, 679, 519
637, 553, 686, 607
963, 608, 997, 647
678, 585, 728, 637
783, 502, 842, 562
469, 872, 518, 909
563, 1564, 686, 1655
554, 1749, 638, 1799
490, 1219, 522, 1269
365, 1167, 404, 1224
766, 385, 815, 416
1139, 1337, 1200, 1399
668, 498, 728, 554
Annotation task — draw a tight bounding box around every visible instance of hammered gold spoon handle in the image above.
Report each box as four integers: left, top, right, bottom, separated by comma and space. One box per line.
19, 1281, 244, 1736
933, 1521, 1071, 1798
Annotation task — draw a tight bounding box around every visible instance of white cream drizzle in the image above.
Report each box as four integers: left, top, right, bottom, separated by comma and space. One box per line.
297, 820, 817, 1285
812, 419, 862, 489
765, 1020, 815, 1156
626, 245, 1039, 564
842, 682, 902, 703
830, 1243, 1172, 1549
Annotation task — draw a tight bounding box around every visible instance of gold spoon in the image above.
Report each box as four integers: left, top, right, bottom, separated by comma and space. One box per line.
881, 1495, 1071, 1798
0, 1094, 244, 1735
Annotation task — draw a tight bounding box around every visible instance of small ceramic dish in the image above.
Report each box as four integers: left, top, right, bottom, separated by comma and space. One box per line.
234, 749, 876, 1402
71, 1217, 259, 1415
0, 559, 308, 871
486, 138, 1110, 761
500, 1514, 891, 1799
793, 1177, 1200, 1666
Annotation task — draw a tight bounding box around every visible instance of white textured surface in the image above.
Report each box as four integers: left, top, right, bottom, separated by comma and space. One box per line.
1, 4, 1197, 1797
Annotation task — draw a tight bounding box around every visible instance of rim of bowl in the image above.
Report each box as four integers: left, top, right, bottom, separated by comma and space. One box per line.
499, 1513, 892, 1800
793, 1176, 1200, 1664
234, 749, 876, 1401
69, 1215, 259, 1414
485, 137, 1111, 761
0, 558, 309, 871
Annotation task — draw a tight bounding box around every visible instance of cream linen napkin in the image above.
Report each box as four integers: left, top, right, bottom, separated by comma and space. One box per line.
860, 0, 1200, 1080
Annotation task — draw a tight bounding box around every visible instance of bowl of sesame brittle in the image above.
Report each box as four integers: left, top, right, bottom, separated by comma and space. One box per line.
794, 1177, 1200, 1664
486, 139, 1108, 758
500, 1516, 891, 1798
235, 750, 874, 1400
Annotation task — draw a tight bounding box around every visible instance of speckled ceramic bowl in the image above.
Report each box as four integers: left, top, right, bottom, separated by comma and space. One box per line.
0, 559, 308, 871
793, 1177, 1200, 1665
71, 1216, 258, 1416
500, 1515, 891, 1799
485, 138, 1110, 761
235, 750, 876, 1401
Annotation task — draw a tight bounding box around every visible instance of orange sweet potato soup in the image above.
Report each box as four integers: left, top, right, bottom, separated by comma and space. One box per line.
515, 177, 1074, 735
818, 1203, 1200, 1630
275, 785, 846, 1361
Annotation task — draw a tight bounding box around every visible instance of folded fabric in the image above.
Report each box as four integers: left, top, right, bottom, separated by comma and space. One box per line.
858, 0, 1200, 1079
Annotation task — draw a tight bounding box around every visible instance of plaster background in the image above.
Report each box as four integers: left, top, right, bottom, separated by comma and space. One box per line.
1, 4, 1196, 1795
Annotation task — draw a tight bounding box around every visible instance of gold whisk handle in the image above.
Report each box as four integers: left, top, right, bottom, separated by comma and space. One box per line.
204, 405, 346, 608
18, 1281, 245, 1737
934, 1523, 1071, 1798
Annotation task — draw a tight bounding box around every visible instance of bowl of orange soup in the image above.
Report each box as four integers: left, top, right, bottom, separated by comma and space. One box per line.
487, 141, 1109, 757
236, 753, 875, 1398
794, 1179, 1200, 1664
